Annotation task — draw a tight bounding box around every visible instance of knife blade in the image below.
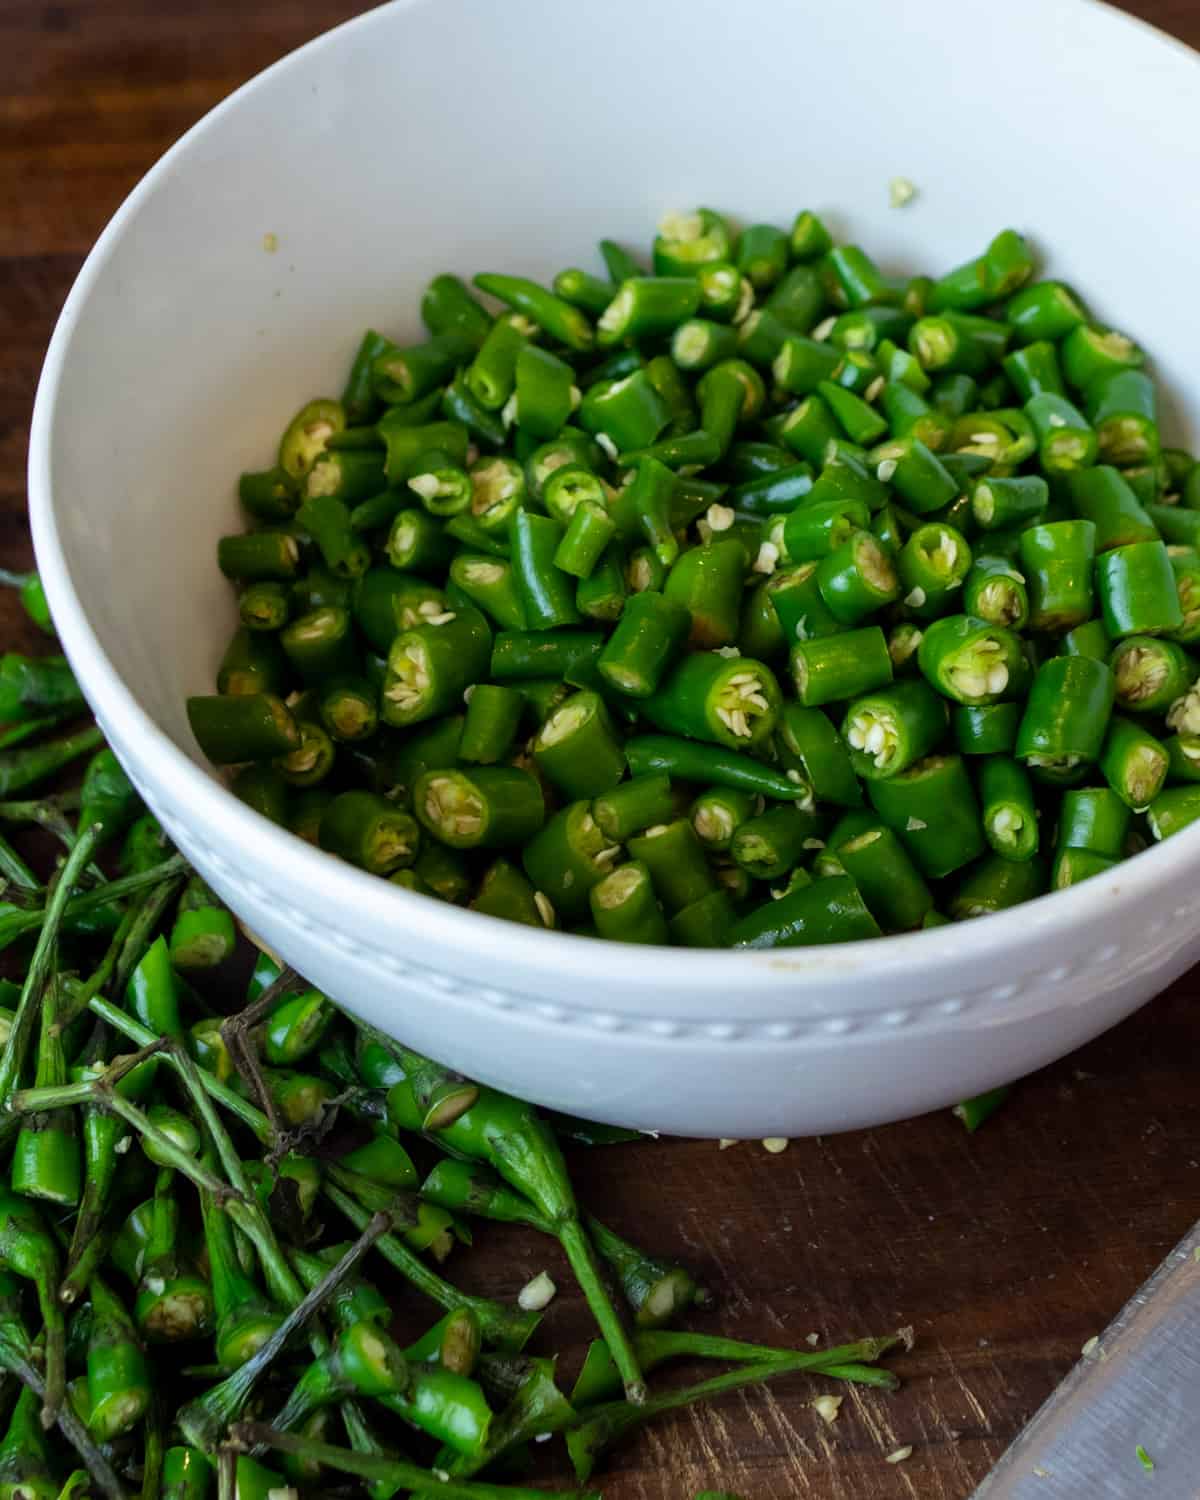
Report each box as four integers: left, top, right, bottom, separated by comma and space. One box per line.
974, 1217, 1200, 1497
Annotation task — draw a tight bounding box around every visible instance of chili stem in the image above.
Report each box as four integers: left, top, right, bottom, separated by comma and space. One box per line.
0, 823, 103, 1106
178, 1211, 391, 1453
230, 1421, 603, 1500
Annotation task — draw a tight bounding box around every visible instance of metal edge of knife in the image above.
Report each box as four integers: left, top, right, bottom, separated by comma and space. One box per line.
973, 1217, 1200, 1497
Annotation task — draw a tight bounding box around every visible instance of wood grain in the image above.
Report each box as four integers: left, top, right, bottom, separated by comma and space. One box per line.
3, 5, 1199, 1495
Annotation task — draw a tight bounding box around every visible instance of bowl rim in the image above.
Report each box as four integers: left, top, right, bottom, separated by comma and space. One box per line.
25, 0, 1200, 1012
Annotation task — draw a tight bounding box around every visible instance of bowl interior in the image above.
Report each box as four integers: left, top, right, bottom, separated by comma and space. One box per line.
30, 0, 1200, 989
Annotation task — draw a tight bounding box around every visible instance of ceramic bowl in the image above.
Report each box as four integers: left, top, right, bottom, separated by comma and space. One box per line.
28, 0, 1200, 1135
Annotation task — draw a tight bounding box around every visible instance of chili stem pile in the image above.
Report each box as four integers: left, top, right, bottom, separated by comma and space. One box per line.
192, 208, 1200, 947
0, 579, 904, 1494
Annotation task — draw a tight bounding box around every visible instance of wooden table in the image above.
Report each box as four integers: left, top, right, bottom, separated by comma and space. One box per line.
4, 5, 1199, 1494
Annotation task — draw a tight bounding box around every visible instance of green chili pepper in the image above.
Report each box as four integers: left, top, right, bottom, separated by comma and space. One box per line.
917, 615, 1027, 706
596, 277, 701, 346
464, 313, 536, 410
413, 767, 544, 852
510, 345, 577, 439
420, 275, 491, 348
867, 754, 985, 878
382, 607, 491, 727
910, 311, 1010, 376
1002, 279, 1086, 342
1060, 618, 1113, 661
508, 511, 581, 631
387, 1046, 646, 1402
160, 1443, 211, 1500
1112, 635, 1197, 715
662, 540, 744, 647
835, 823, 932, 931
1019, 520, 1097, 631
1096, 541, 1182, 639
165, 873, 235, 971
894, 523, 971, 619
1024, 391, 1097, 474
928, 229, 1034, 313
594, 592, 689, 699
85, 1274, 150, 1442
0, 1188, 68, 1425
1016, 657, 1115, 773
841, 679, 948, 780
274, 1320, 411, 1434
588, 862, 669, 945
952, 853, 1048, 916
386, 508, 454, 576
474, 273, 593, 352
132, 1169, 214, 1344
456, 685, 522, 767
961, 556, 1028, 631
953, 702, 1022, 756
1098, 716, 1168, 811
815, 530, 900, 623
1002, 340, 1065, 402
0, 1384, 56, 1500
689, 786, 756, 853
518, 802, 620, 920
531, 692, 625, 799
553, 502, 616, 582
1147, 784, 1200, 840
450, 553, 529, 633
978, 755, 1039, 860
642, 651, 780, 751
315, 791, 419, 874
0, 654, 83, 723
608, 457, 679, 568
970, 474, 1048, 533
10, 977, 80, 1208
728, 875, 879, 949
787, 625, 890, 708
730, 805, 820, 881
1086, 368, 1159, 467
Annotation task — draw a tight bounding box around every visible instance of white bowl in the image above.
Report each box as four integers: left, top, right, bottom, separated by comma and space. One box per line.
28, 0, 1200, 1137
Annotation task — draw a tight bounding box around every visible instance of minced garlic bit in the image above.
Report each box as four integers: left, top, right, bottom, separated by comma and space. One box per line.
812, 1394, 843, 1425
714, 645, 742, 658
706, 503, 735, 532
876, 458, 899, 483
762, 1137, 789, 1154
1081, 1335, 1100, 1358
533, 892, 555, 929
806, 1332, 820, 1346
889, 177, 917, 209
885, 1445, 914, 1464
262, 232, 279, 253
517, 1271, 557, 1311
718, 1138, 738, 1150
905, 817, 927, 832
753, 541, 780, 575
811, 315, 838, 342
595, 433, 618, 461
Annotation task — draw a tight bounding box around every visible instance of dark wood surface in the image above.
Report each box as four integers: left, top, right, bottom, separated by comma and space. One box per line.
4, 4, 1200, 1494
